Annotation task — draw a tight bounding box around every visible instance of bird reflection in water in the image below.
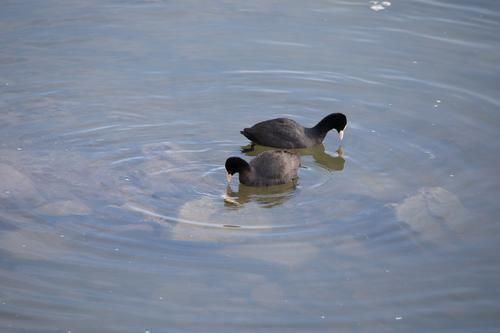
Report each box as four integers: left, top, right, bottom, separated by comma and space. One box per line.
241, 143, 345, 172
224, 181, 297, 208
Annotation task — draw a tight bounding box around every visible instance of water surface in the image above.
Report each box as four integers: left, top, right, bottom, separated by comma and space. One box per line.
1, 0, 500, 332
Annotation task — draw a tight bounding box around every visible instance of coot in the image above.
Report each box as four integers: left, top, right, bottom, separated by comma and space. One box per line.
241, 113, 347, 148
225, 150, 300, 186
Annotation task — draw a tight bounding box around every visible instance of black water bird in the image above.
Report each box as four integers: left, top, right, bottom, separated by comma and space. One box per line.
225, 150, 300, 186
241, 113, 347, 148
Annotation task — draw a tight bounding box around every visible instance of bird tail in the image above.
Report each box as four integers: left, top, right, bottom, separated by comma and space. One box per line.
240, 128, 256, 142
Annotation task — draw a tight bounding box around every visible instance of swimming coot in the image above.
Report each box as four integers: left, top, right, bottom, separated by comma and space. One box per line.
241, 113, 347, 148
225, 150, 301, 186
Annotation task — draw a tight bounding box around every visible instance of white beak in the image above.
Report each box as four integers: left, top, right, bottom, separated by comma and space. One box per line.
339, 130, 344, 141
226, 173, 233, 184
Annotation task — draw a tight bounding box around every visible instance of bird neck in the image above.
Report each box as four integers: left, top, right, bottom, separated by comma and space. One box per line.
312, 116, 334, 135
238, 166, 254, 184
307, 124, 329, 143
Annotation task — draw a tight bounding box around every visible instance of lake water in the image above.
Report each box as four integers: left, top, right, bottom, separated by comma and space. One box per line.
1, 0, 499, 332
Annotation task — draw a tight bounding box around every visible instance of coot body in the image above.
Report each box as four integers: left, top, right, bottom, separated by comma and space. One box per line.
225, 150, 300, 186
241, 113, 347, 148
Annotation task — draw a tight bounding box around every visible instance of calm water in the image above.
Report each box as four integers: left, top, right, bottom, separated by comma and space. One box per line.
1, 0, 500, 332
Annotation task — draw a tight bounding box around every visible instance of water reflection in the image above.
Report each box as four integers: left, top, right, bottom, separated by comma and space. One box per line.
224, 182, 297, 208
241, 143, 345, 171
